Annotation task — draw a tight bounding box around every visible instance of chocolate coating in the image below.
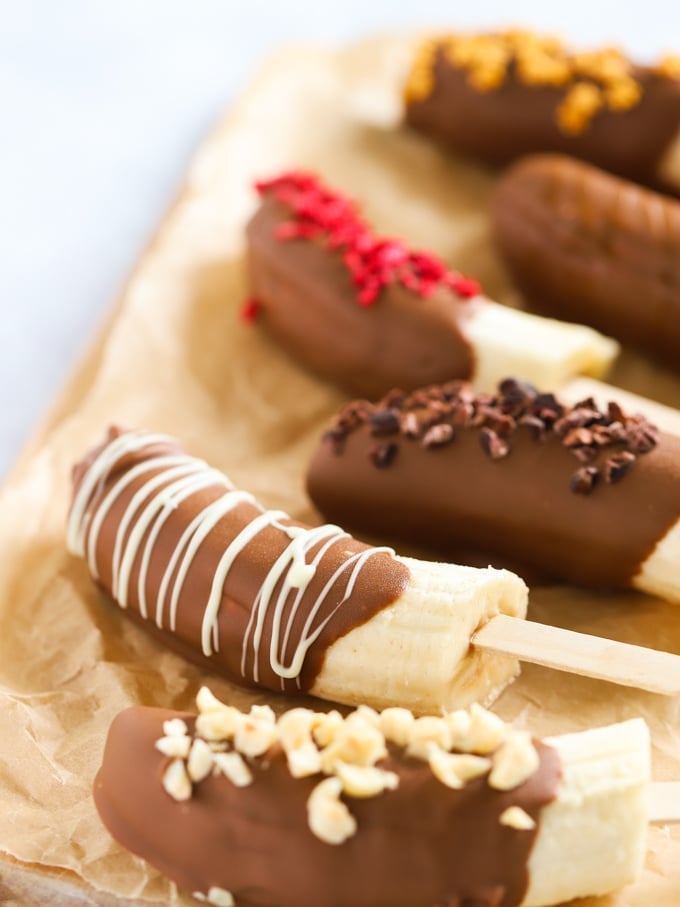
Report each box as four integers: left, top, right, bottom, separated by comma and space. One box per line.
95, 706, 561, 907
306, 391, 680, 590
246, 197, 479, 399
492, 155, 680, 370
405, 46, 680, 192
71, 430, 409, 693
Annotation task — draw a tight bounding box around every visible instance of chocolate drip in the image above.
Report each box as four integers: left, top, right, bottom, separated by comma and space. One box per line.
95, 706, 561, 907
307, 384, 680, 589
406, 45, 680, 193
70, 429, 409, 693
246, 196, 479, 399
492, 155, 680, 369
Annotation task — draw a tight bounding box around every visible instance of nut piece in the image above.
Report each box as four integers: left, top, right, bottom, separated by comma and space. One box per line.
195, 707, 241, 743
429, 749, 492, 789
161, 758, 192, 802
213, 751, 253, 788
162, 718, 189, 738
499, 805, 537, 830
311, 710, 344, 748
234, 714, 278, 758
188, 738, 214, 783
467, 704, 509, 754
335, 761, 399, 798
379, 707, 415, 746
407, 716, 452, 759
320, 717, 387, 773
206, 888, 235, 907
278, 709, 323, 778
196, 686, 228, 714
307, 777, 357, 845
489, 731, 540, 791
155, 734, 191, 759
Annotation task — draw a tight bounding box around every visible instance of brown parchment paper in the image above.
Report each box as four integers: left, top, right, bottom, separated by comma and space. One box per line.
0, 34, 679, 907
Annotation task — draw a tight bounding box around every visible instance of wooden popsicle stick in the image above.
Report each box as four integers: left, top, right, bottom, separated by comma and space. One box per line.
473, 614, 680, 696
648, 783, 680, 824
560, 377, 680, 438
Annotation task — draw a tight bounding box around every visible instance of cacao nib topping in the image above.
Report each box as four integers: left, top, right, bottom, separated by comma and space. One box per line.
369, 408, 401, 436
370, 442, 398, 468
605, 451, 636, 483
479, 428, 510, 461
324, 378, 660, 494
570, 466, 599, 495
422, 423, 455, 448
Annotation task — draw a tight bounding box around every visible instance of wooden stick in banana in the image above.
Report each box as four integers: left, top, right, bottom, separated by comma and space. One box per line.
308, 378, 680, 610
244, 171, 618, 399
69, 429, 680, 715
94, 691, 660, 907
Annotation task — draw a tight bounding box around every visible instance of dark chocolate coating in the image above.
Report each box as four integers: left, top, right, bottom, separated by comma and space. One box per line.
492, 155, 680, 370
307, 412, 680, 591
71, 430, 409, 694
405, 47, 680, 192
95, 706, 561, 907
246, 198, 479, 399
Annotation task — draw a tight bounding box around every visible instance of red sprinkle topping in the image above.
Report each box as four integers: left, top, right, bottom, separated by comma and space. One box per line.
240, 297, 260, 323
255, 172, 481, 306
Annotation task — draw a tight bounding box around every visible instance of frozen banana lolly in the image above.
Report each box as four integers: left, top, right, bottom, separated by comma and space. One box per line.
69, 428, 680, 710
308, 379, 680, 605
244, 171, 617, 398
94, 690, 672, 907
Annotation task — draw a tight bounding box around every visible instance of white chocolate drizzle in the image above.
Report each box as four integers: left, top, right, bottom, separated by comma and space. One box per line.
69, 431, 396, 686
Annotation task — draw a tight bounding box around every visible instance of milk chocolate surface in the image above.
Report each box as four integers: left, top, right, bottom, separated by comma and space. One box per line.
70, 429, 409, 693
307, 382, 680, 589
95, 705, 561, 907
246, 174, 480, 399
405, 40, 680, 192
492, 155, 680, 369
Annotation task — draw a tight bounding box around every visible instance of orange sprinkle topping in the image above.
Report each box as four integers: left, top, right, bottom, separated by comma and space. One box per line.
404, 29, 678, 134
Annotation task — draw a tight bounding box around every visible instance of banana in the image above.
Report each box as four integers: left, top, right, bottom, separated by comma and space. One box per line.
464, 299, 618, 393
68, 429, 528, 714
246, 172, 618, 400
94, 694, 653, 907
312, 556, 527, 713
524, 718, 649, 906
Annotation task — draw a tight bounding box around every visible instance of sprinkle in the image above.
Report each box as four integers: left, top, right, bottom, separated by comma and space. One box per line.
253, 172, 479, 307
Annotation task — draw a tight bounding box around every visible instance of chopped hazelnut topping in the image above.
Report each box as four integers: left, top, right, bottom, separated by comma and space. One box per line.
335, 761, 399, 798
499, 805, 537, 830
155, 734, 191, 759
188, 738, 214, 783
307, 777, 357, 845
212, 751, 253, 788
234, 714, 278, 758
656, 54, 680, 79
311, 710, 345, 748
163, 718, 189, 738
407, 716, 452, 758
467, 703, 509, 754
196, 686, 228, 714
489, 732, 540, 791
162, 758, 192, 802
605, 77, 642, 110
379, 707, 415, 746
429, 749, 492, 789
196, 708, 241, 743
201, 888, 235, 907
320, 717, 387, 773
278, 708, 323, 778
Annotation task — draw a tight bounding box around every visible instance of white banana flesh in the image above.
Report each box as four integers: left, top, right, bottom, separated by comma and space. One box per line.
523, 718, 650, 907
466, 299, 619, 393
312, 556, 528, 714
634, 520, 680, 604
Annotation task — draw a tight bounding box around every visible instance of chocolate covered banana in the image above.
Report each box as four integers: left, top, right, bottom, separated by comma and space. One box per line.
307, 379, 680, 603
244, 172, 617, 399
67, 428, 529, 713
492, 154, 680, 370
404, 30, 680, 193
94, 690, 655, 907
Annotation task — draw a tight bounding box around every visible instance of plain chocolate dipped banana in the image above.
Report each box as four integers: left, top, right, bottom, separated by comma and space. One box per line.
404, 30, 680, 193
307, 379, 680, 601
95, 690, 654, 907
244, 171, 617, 398
67, 427, 532, 713
492, 154, 680, 370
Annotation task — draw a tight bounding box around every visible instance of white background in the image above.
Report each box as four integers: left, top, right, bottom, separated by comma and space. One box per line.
2, 0, 679, 477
